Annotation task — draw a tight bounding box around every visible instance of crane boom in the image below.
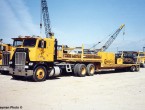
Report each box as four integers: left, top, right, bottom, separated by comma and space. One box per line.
101, 24, 125, 51
40, 0, 52, 37
93, 24, 125, 52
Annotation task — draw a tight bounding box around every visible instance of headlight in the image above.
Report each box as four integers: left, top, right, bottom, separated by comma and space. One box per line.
29, 62, 33, 66
9, 61, 12, 64
25, 65, 29, 69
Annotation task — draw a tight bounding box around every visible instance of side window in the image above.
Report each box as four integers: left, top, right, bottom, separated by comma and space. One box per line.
38, 40, 46, 48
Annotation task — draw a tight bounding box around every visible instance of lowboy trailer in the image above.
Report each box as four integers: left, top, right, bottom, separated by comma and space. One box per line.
6, 35, 140, 82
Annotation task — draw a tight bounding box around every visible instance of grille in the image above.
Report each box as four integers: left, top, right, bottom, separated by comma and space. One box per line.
15, 52, 26, 66
2, 52, 10, 65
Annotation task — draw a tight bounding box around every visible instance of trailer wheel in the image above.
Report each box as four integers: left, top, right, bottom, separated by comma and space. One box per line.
33, 66, 47, 82
142, 63, 145, 68
135, 66, 140, 72
87, 64, 95, 76
77, 64, 87, 77
74, 64, 79, 76
130, 66, 136, 72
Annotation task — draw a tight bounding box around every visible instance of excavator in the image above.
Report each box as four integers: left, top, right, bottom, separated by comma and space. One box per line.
116, 51, 145, 68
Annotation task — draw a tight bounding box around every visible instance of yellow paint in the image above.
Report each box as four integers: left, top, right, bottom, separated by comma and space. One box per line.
97, 52, 115, 65
10, 36, 55, 62
117, 58, 123, 64
137, 52, 145, 64
0, 43, 12, 65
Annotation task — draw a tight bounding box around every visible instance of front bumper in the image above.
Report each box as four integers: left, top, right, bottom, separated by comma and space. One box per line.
0, 66, 10, 71
9, 68, 33, 77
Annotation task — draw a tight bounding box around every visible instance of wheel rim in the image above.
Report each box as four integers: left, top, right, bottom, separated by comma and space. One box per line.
90, 66, 95, 74
36, 68, 45, 80
81, 67, 86, 75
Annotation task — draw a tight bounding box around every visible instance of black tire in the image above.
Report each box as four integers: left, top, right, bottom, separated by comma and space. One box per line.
0, 71, 9, 75
130, 66, 136, 72
135, 66, 140, 72
87, 64, 95, 76
33, 66, 47, 82
12, 75, 22, 80
73, 64, 79, 76
142, 63, 145, 68
77, 64, 87, 77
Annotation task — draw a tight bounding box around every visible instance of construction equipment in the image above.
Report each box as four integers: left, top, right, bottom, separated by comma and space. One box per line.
90, 24, 125, 52
116, 51, 145, 68
7, 0, 139, 82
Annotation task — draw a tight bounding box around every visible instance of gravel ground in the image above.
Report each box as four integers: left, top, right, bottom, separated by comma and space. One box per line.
0, 69, 145, 110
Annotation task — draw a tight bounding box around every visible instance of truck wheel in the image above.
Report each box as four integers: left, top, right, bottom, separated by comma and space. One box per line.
130, 66, 136, 72
135, 66, 140, 72
33, 66, 47, 82
77, 64, 87, 77
74, 64, 79, 76
87, 64, 95, 76
142, 63, 145, 68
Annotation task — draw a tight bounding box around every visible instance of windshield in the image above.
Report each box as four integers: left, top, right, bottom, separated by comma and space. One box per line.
139, 53, 145, 56
13, 40, 23, 47
23, 39, 36, 47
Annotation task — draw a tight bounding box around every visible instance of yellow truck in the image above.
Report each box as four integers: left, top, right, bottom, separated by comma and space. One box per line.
0, 43, 12, 64
0, 38, 23, 73
0, 39, 12, 73
7, 35, 139, 82
137, 52, 145, 67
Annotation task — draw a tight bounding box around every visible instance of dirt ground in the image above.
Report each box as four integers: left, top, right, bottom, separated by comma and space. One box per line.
0, 69, 145, 110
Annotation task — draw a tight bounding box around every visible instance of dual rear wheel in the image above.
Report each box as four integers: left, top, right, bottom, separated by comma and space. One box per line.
74, 64, 95, 77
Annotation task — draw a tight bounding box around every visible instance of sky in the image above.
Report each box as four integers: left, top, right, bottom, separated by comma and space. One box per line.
0, 0, 145, 52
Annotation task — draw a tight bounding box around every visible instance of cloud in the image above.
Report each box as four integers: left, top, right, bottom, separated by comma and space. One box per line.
0, 0, 39, 44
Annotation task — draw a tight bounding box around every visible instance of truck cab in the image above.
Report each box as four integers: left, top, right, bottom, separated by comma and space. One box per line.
0, 40, 12, 73
9, 36, 59, 81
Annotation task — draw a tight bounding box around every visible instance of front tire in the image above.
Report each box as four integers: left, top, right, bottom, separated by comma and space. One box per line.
33, 66, 47, 82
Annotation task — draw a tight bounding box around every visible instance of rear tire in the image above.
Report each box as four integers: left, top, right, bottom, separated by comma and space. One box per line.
142, 63, 145, 68
87, 64, 95, 76
77, 64, 87, 77
73, 64, 79, 76
135, 66, 140, 72
33, 66, 47, 82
